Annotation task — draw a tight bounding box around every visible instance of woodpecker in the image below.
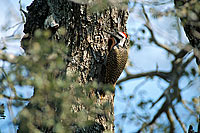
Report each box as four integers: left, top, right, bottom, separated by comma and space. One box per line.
104, 31, 128, 87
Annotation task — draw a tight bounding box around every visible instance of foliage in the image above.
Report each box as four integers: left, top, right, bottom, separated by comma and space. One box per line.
0, 30, 112, 132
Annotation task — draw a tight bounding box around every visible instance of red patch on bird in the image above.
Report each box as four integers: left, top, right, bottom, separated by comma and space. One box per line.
121, 32, 127, 38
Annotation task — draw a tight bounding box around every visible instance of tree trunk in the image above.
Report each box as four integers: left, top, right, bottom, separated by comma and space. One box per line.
18, 0, 129, 132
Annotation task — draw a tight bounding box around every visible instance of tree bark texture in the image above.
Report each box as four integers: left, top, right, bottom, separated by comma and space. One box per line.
19, 0, 129, 132
174, 0, 200, 64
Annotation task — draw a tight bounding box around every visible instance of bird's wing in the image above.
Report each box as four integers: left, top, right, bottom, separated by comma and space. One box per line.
105, 47, 128, 86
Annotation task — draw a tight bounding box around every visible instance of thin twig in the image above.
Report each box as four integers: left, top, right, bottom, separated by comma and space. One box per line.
150, 92, 165, 108
166, 110, 175, 133
181, 100, 196, 116
5, 22, 24, 32
0, 94, 30, 101
142, 5, 177, 55
137, 100, 170, 132
1, 68, 18, 98
171, 105, 187, 133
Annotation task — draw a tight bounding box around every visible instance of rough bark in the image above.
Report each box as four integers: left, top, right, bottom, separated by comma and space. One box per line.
174, 0, 200, 64
18, 0, 129, 132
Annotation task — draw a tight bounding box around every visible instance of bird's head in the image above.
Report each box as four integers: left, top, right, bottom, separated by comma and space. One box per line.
105, 31, 128, 51
116, 31, 128, 47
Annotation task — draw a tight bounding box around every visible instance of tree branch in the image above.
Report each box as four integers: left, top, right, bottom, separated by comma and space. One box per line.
137, 100, 170, 132
171, 105, 187, 133
166, 110, 175, 133
181, 100, 196, 116
117, 71, 169, 85
142, 5, 177, 55
0, 94, 30, 101
175, 45, 193, 59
